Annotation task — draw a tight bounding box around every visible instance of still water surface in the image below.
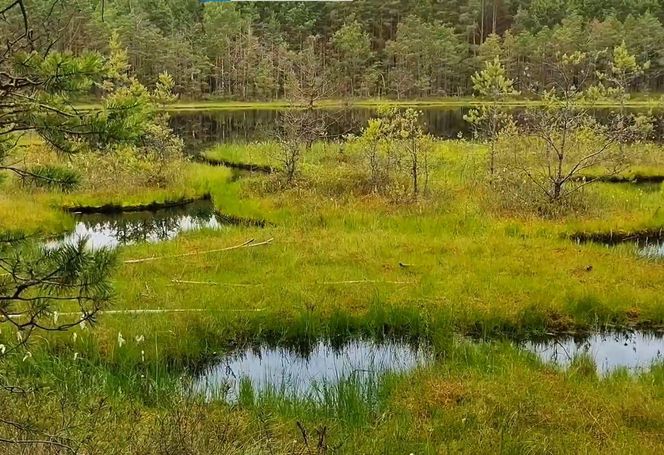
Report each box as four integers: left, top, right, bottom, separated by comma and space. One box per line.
48, 199, 222, 250
524, 331, 663, 375
194, 340, 431, 401
169, 106, 664, 152
193, 332, 663, 401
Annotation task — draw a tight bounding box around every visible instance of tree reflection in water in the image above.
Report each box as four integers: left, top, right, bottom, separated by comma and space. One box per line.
48, 200, 223, 250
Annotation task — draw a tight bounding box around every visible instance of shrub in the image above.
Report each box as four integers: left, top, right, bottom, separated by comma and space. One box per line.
349, 108, 433, 200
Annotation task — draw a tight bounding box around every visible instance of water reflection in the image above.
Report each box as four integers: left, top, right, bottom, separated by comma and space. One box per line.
48, 199, 223, 250
524, 331, 663, 375
191, 332, 662, 401
194, 340, 431, 401
169, 106, 663, 153
640, 242, 664, 258
169, 107, 471, 152
572, 227, 664, 259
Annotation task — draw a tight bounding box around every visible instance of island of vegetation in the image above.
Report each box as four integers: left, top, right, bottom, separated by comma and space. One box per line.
0, 1, 663, 454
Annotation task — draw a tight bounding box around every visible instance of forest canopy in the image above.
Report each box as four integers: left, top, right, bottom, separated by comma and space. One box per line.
8, 0, 664, 99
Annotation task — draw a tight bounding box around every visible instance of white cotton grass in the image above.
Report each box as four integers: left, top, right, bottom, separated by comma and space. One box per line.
117, 332, 126, 347
0, 344, 5, 354
22, 351, 31, 362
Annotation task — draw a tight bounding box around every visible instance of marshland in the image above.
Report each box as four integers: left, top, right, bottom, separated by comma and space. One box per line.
1, 1, 664, 454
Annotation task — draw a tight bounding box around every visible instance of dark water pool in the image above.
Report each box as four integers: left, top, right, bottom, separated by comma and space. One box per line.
524, 331, 664, 375
169, 106, 664, 153
573, 228, 664, 259
48, 199, 224, 250
169, 107, 472, 152
193, 340, 431, 401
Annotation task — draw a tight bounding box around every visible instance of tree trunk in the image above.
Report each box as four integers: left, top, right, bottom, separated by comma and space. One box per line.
411, 137, 418, 196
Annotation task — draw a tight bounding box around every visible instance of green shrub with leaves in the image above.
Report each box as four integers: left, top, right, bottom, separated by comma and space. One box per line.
350, 108, 433, 200
493, 50, 652, 216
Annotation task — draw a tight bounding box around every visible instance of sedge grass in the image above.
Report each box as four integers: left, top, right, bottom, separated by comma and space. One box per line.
2, 139, 664, 366
1, 136, 664, 453
1, 336, 662, 454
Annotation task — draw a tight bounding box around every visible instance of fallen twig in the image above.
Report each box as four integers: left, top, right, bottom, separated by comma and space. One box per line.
170, 279, 262, 287
124, 238, 273, 264
50, 308, 265, 316
0, 436, 74, 452
319, 279, 412, 285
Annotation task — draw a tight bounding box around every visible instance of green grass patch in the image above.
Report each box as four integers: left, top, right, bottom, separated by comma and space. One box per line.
2, 137, 664, 452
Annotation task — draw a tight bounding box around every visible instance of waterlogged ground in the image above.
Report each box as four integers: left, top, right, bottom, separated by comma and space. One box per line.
47, 199, 224, 250
524, 331, 664, 375
194, 339, 431, 401
2, 125, 664, 452
193, 332, 663, 403
641, 242, 664, 258
574, 231, 664, 259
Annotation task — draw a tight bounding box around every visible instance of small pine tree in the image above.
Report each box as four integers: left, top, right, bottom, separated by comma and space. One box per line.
464, 57, 518, 178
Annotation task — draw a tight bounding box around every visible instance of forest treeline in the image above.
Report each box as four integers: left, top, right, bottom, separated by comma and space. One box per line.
13, 0, 664, 99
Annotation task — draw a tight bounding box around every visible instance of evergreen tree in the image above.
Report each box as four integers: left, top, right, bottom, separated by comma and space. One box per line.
0, 0, 176, 352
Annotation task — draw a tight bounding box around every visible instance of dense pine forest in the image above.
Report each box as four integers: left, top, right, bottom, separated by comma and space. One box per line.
16, 0, 664, 99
